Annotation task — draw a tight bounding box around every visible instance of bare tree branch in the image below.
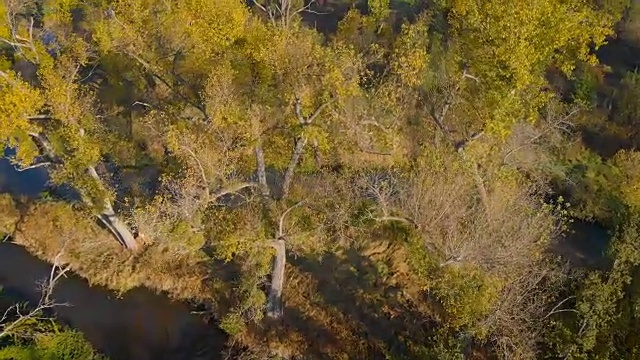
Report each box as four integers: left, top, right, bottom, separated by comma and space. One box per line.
278, 200, 305, 238
502, 108, 579, 164
282, 99, 332, 199
210, 182, 259, 203
305, 101, 331, 125
356, 142, 393, 156
294, 97, 331, 125
183, 146, 210, 202
13, 162, 51, 171
311, 138, 322, 168
374, 215, 418, 227
87, 166, 139, 250
542, 296, 577, 320
251, 116, 271, 197
0, 252, 70, 339
281, 137, 308, 199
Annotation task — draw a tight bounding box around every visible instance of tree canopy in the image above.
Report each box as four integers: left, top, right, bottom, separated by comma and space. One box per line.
2, 0, 640, 359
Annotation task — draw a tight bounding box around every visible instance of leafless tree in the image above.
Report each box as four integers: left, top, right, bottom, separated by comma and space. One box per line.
502, 102, 579, 169
427, 69, 490, 213
0, 252, 71, 339
482, 261, 566, 360
252, 0, 323, 28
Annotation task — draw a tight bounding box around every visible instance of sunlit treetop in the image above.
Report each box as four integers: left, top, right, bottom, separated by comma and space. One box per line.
441, 0, 622, 135
240, 20, 362, 108
368, 0, 392, 22
91, 0, 249, 85
0, 0, 106, 199
446, 0, 617, 88
0, 70, 44, 163
390, 14, 431, 88
611, 150, 640, 210
226, 21, 363, 169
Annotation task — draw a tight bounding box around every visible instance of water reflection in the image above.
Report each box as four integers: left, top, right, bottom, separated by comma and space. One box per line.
551, 220, 612, 270
0, 148, 49, 197
0, 243, 226, 360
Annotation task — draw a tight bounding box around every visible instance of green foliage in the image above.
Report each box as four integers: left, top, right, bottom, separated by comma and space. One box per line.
433, 266, 501, 332
368, 0, 391, 21
406, 234, 501, 334
0, 71, 44, 164
572, 64, 600, 108
206, 205, 270, 263
219, 312, 245, 337
615, 70, 640, 127
390, 15, 430, 88
560, 146, 640, 223
0, 331, 104, 360
562, 146, 623, 222
420, 330, 465, 360
545, 214, 640, 359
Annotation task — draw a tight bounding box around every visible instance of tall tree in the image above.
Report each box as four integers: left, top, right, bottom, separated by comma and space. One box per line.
93, 0, 364, 320
441, 0, 621, 135
0, 0, 140, 249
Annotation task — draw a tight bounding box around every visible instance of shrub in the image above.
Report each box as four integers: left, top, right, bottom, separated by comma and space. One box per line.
0, 330, 104, 360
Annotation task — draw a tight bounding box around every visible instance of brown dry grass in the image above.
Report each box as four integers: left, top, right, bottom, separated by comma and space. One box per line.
234, 239, 440, 359
0, 195, 20, 235
11, 201, 213, 303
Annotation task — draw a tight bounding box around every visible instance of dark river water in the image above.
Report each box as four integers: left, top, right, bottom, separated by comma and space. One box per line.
0, 153, 227, 360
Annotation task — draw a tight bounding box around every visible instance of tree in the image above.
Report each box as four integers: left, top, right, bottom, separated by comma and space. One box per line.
0, 2, 140, 249
91, 0, 365, 321
251, 0, 322, 28
0, 330, 105, 360
1, 253, 70, 340
215, 23, 362, 319
440, 0, 622, 135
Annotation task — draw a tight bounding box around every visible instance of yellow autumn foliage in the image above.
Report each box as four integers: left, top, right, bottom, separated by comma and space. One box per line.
612, 150, 640, 209
391, 16, 430, 88
0, 70, 44, 163
446, 0, 619, 135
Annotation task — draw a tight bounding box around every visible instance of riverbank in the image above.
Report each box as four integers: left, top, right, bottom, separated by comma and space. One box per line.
0, 165, 230, 359
0, 240, 228, 360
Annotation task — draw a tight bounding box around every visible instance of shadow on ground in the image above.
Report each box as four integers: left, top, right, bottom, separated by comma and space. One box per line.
275, 247, 439, 359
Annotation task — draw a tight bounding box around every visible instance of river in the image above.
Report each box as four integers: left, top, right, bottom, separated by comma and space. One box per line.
0, 153, 228, 360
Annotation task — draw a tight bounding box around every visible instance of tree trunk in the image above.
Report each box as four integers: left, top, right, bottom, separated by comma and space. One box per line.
255, 143, 269, 197
456, 146, 490, 215
29, 132, 138, 250
312, 138, 322, 168
252, 117, 270, 197
87, 166, 139, 250
266, 238, 286, 319
470, 161, 490, 214
281, 137, 307, 199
